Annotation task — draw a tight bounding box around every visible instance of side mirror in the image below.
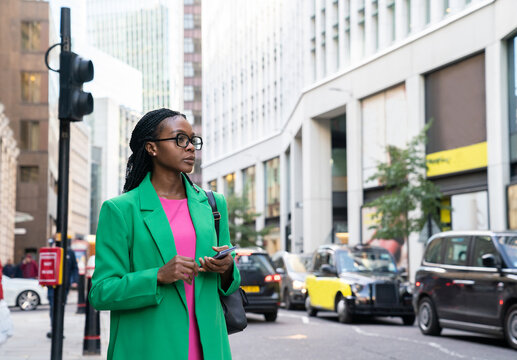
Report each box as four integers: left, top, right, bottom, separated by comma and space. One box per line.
276, 267, 285, 275
481, 253, 500, 268
320, 264, 337, 276
398, 266, 407, 274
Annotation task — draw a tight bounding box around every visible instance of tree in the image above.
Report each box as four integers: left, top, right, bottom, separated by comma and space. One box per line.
365, 122, 449, 244
226, 192, 272, 248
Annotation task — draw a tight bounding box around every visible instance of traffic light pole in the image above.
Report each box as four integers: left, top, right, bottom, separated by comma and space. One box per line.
51, 8, 71, 360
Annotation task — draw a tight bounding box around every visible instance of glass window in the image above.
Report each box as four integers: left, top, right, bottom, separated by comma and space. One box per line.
242, 166, 256, 212
337, 249, 397, 273
224, 173, 235, 196
443, 237, 469, 266
425, 0, 431, 24
20, 120, 39, 151
21, 21, 41, 51
264, 157, 280, 218
184, 38, 194, 53
509, 35, 517, 164
235, 254, 274, 277
20, 166, 39, 182
472, 236, 497, 267
285, 254, 308, 273
498, 236, 517, 268
184, 86, 194, 101
184, 14, 194, 29
21, 72, 42, 103
444, 0, 450, 15
184, 62, 194, 77
208, 179, 217, 191
424, 238, 443, 263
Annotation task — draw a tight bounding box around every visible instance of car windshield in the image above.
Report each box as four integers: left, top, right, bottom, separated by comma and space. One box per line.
235, 253, 275, 276
336, 249, 397, 273
285, 254, 308, 273
497, 236, 517, 268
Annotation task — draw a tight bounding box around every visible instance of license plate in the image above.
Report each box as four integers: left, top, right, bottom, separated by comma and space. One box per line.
241, 285, 260, 293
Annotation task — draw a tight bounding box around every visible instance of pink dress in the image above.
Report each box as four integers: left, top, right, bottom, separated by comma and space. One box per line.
160, 198, 203, 360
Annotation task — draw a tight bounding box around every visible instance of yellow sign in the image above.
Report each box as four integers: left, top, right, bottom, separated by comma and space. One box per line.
426, 142, 487, 177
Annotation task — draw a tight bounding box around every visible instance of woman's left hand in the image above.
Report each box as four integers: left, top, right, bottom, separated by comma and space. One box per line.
199, 246, 234, 274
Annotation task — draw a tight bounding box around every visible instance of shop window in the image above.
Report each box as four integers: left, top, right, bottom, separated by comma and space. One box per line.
21, 21, 41, 51
224, 173, 235, 196
208, 179, 217, 192
21, 72, 42, 103
265, 157, 280, 218
20, 120, 39, 151
243, 166, 256, 212
425, 53, 486, 177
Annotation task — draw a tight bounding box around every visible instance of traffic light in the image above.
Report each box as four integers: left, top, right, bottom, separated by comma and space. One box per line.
58, 51, 94, 121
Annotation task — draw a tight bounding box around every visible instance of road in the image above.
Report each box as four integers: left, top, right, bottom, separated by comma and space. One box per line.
2, 298, 515, 359
229, 308, 516, 360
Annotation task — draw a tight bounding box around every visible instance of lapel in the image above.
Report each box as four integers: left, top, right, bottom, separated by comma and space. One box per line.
139, 173, 187, 310
138, 172, 215, 309
182, 173, 216, 300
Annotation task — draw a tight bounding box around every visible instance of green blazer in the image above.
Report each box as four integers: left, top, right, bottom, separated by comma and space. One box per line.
89, 173, 241, 360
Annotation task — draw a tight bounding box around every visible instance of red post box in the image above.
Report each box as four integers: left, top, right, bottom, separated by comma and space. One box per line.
38, 247, 63, 287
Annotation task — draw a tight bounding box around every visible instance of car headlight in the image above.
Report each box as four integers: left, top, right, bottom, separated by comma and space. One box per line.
352, 284, 364, 293
399, 282, 412, 294
292, 280, 305, 290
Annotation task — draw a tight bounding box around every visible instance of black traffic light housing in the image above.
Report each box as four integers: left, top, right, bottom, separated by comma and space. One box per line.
58, 51, 94, 121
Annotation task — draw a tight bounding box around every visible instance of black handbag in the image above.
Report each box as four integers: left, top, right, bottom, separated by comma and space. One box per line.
206, 190, 248, 335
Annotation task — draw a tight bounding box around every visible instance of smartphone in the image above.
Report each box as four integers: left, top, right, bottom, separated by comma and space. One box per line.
213, 246, 237, 260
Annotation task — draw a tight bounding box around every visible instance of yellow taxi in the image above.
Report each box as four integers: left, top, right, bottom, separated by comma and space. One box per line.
305, 244, 414, 324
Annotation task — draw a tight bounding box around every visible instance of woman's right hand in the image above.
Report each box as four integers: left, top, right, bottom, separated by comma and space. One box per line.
157, 255, 199, 285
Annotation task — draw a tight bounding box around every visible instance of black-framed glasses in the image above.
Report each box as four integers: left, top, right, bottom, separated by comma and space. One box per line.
151, 133, 203, 150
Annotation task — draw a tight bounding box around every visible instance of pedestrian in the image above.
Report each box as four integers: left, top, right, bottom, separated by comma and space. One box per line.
2, 259, 14, 278
21, 254, 38, 279
89, 109, 241, 360
46, 237, 79, 338
12, 258, 23, 278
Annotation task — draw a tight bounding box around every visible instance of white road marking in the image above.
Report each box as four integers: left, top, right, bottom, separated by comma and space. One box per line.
352, 326, 482, 359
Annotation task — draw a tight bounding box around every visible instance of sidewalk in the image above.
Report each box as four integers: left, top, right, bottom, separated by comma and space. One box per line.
0, 290, 110, 360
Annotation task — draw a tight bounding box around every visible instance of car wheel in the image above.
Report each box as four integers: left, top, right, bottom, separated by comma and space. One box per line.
305, 295, 317, 317
17, 290, 40, 311
336, 297, 353, 324
264, 311, 277, 322
418, 298, 441, 336
402, 315, 416, 326
284, 288, 294, 310
504, 304, 517, 350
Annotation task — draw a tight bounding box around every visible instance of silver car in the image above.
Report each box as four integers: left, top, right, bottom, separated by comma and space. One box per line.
272, 251, 309, 310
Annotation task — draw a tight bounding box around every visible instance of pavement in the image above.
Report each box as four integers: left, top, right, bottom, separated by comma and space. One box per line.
0, 290, 110, 360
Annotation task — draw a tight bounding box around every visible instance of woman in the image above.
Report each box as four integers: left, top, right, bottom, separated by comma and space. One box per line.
89, 108, 241, 360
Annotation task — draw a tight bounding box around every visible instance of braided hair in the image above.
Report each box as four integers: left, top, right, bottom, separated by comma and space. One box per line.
123, 108, 185, 193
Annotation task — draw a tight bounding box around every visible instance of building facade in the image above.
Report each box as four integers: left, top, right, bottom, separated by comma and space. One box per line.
86, 0, 184, 113
184, 0, 203, 185
0, 105, 20, 264
202, 0, 517, 281
202, 0, 305, 254
0, 0, 55, 261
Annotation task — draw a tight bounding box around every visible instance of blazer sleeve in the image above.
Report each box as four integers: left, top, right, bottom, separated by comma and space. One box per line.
89, 200, 163, 311
214, 192, 241, 296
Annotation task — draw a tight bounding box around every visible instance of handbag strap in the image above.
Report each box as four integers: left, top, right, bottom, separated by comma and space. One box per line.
206, 190, 221, 246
